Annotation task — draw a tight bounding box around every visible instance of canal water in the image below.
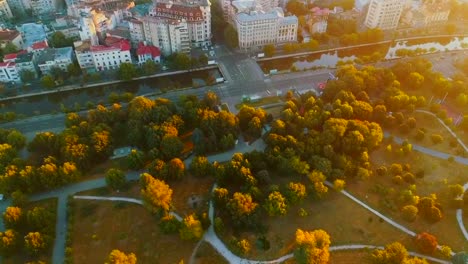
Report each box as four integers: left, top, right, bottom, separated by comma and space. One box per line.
0, 68, 222, 117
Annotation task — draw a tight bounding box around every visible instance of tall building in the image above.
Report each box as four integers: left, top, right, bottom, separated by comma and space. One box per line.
0, 0, 13, 19
6, 0, 26, 17
35, 47, 74, 75
235, 8, 297, 49
141, 16, 190, 55
149, 0, 211, 47
30, 0, 56, 16
364, 0, 405, 30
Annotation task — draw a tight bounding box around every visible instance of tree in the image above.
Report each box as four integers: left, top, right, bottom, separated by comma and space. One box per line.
189, 156, 214, 178
224, 24, 238, 49
142, 59, 160, 75
294, 229, 331, 264
118, 63, 138, 81
264, 191, 288, 216
179, 213, 203, 241
19, 69, 36, 83
160, 135, 184, 160
5, 130, 26, 150
3, 43, 18, 55
3, 207, 23, 229
198, 54, 208, 66
286, 182, 307, 204
27, 207, 55, 234
286, 0, 307, 16
140, 173, 173, 215
167, 158, 185, 180
228, 192, 258, 226
49, 32, 73, 48
372, 242, 408, 264
0, 229, 18, 256
41, 75, 55, 89
67, 63, 82, 77
127, 149, 145, 170
105, 168, 126, 191
106, 249, 137, 264
401, 205, 418, 222
263, 44, 275, 57
415, 232, 437, 254
24, 232, 47, 255
333, 179, 345, 191
408, 72, 424, 89
448, 184, 464, 198
172, 53, 192, 70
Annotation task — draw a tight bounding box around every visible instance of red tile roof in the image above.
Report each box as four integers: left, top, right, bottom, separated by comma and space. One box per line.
0, 30, 20, 41
154, 3, 203, 21
136, 42, 161, 58
3, 50, 27, 62
31, 40, 49, 50
0, 61, 16, 67
91, 38, 131, 53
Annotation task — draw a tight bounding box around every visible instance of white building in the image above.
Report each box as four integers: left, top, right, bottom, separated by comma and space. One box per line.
364, 0, 405, 30
128, 18, 145, 47
149, 0, 211, 47
142, 16, 190, 55
136, 42, 161, 64
79, 15, 99, 45
221, 0, 278, 19
30, 0, 56, 16
36, 47, 74, 75
0, 0, 12, 19
0, 62, 20, 83
234, 7, 298, 49
89, 38, 131, 71
74, 40, 94, 71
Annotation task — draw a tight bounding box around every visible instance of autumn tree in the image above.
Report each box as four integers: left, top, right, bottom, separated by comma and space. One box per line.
0, 229, 18, 256
372, 242, 408, 264
189, 156, 214, 177
263, 44, 275, 57
24, 232, 48, 255
308, 170, 328, 198
140, 173, 173, 216
147, 159, 168, 180
415, 232, 437, 254
294, 229, 331, 264
264, 191, 288, 216
179, 213, 203, 241
105, 168, 126, 191
228, 192, 258, 227
285, 182, 307, 204
167, 158, 185, 180
3, 206, 23, 229
401, 205, 418, 222
236, 105, 267, 138
106, 249, 137, 264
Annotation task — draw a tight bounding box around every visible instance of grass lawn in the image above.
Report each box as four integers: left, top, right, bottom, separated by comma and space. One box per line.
264, 105, 284, 119
346, 146, 468, 253
235, 96, 283, 110
192, 242, 228, 264
72, 200, 198, 264
219, 189, 416, 261
3, 198, 57, 264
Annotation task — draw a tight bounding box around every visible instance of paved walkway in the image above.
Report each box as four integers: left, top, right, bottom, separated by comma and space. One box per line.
456, 183, 468, 241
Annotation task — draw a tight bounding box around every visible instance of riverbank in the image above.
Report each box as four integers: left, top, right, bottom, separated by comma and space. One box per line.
0, 65, 220, 103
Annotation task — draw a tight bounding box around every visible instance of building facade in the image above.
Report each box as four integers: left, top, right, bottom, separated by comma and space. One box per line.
6, 0, 26, 17
0, 0, 12, 19
30, 0, 56, 16
141, 16, 190, 55
89, 38, 131, 71
235, 8, 297, 49
149, 0, 211, 47
137, 42, 161, 64
129, 18, 145, 47
364, 0, 405, 30
0, 61, 20, 83
0, 29, 23, 49
36, 47, 74, 75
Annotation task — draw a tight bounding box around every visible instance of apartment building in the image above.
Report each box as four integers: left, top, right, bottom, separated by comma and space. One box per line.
0, 29, 23, 49
0, 61, 20, 83
0, 0, 12, 19
364, 0, 405, 30
234, 7, 297, 49
141, 16, 190, 55
149, 0, 211, 47
6, 0, 26, 17
30, 0, 56, 16
36, 47, 74, 75
89, 38, 131, 71
74, 40, 94, 71
136, 42, 161, 64
129, 18, 145, 47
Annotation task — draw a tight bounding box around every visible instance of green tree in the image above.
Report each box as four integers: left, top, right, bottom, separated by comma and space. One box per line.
3, 43, 18, 54
105, 168, 126, 191
27, 206, 55, 234
67, 63, 82, 77
142, 59, 160, 75
286, 182, 307, 204
179, 213, 203, 241
49, 32, 73, 48
5, 130, 26, 150
24, 232, 47, 255
19, 69, 36, 83
127, 149, 145, 170
118, 62, 138, 81
294, 229, 331, 264
172, 53, 192, 70
263, 44, 275, 57
41, 75, 55, 89
160, 135, 184, 160
106, 249, 137, 264
224, 24, 239, 49
140, 173, 173, 215
189, 156, 214, 178
264, 191, 288, 216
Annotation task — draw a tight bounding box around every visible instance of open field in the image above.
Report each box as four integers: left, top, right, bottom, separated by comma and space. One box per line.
192, 242, 228, 264
346, 146, 468, 253
219, 189, 416, 261
3, 198, 57, 264
72, 200, 197, 263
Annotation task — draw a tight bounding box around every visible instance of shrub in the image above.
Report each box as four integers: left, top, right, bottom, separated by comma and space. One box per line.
392, 175, 404, 185
414, 129, 425, 141
333, 179, 346, 191
159, 214, 181, 234
401, 205, 418, 222
431, 134, 443, 144
448, 184, 464, 198
439, 245, 452, 259
376, 166, 387, 176
390, 163, 403, 175
415, 232, 438, 254
403, 172, 415, 184
236, 239, 251, 256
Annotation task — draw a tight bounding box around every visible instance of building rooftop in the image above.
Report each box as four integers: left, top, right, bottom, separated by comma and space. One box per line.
0, 30, 21, 42
16, 53, 34, 63
154, 2, 204, 22
0, 61, 16, 67
36, 47, 73, 64
130, 3, 152, 17
90, 38, 130, 53
30, 40, 49, 51
137, 42, 161, 57
74, 40, 92, 52
19, 23, 48, 49
2, 50, 27, 62
236, 7, 297, 24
